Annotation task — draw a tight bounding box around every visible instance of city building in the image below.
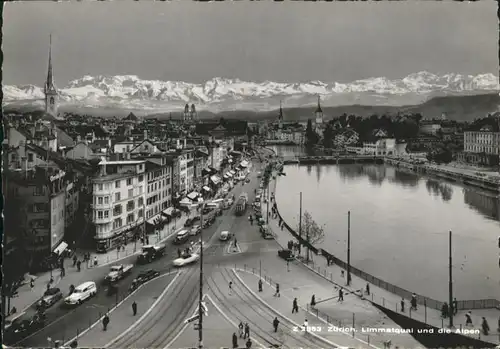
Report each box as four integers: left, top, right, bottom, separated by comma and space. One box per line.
144, 156, 172, 221
419, 121, 442, 136
91, 158, 147, 251
457, 127, 500, 167
5, 165, 70, 267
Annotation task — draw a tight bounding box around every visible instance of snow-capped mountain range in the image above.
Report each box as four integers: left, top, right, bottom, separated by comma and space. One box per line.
3, 71, 498, 112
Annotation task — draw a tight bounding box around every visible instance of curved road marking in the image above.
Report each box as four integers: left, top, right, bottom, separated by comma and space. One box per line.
232, 268, 381, 349
63, 271, 180, 347
205, 294, 267, 349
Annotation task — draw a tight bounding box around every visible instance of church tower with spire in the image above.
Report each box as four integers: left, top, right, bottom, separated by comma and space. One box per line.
314, 95, 324, 134
183, 104, 190, 123
278, 100, 284, 129
190, 104, 197, 123
44, 34, 59, 118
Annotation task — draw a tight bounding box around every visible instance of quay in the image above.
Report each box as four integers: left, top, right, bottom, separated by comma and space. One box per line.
281, 155, 500, 194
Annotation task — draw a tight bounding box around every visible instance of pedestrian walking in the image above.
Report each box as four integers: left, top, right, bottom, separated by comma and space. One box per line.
76, 260, 81, 272
258, 279, 263, 292
400, 298, 405, 312
465, 311, 473, 327
234, 238, 238, 248
102, 314, 110, 331
441, 302, 449, 318
94, 256, 98, 267
238, 321, 244, 338
132, 301, 137, 316
411, 293, 417, 311
303, 319, 309, 332
452, 297, 458, 315
365, 283, 370, 295
245, 337, 252, 349
60, 267, 65, 278
274, 283, 280, 297
72, 255, 77, 267
244, 323, 250, 339
482, 317, 490, 335
30, 278, 35, 291
310, 295, 316, 307
232, 332, 238, 349
341, 270, 345, 278
49, 275, 54, 285
338, 288, 344, 302
292, 298, 299, 313
229, 281, 233, 295
273, 317, 279, 332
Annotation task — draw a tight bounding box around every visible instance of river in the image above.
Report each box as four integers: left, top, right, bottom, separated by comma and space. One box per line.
270, 146, 500, 301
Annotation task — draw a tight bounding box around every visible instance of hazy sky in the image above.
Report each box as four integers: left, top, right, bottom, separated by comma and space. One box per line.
3, 1, 498, 86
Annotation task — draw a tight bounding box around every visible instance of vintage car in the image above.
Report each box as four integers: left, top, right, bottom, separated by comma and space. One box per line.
173, 253, 200, 267
37, 287, 63, 309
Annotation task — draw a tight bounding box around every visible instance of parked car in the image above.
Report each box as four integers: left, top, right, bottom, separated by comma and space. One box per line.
173, 253, 200, 267
105, 264, 133, 283
190, 224, 202, 236
278, 249, 294, 261
184, 216, 201, 228
5, 313, 45, 343
64, 281, 97, 306
37, 287, 63, 309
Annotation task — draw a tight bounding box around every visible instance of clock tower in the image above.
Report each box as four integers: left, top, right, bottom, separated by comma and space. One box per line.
44, 34, 58, 118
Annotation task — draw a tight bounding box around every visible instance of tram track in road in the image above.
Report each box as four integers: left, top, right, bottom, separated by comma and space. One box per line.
107, 266, 199, 349
206, 268, 319, 349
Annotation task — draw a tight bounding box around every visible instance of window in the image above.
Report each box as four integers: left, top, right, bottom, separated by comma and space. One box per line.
97, 211, 103, 219
127, 214, 134, 224
113, 218, 122, 229
33, 186, 45, 196
28, 153, 34, 162
138, 209, 144, 218
115, 180, 121, 188
113, 205, 122, 216
98, 183, 103, 191
98, 197, 103, 205
138, 197, 144, 207
104, 196, 109, 204
127, 200, 135, 211
139, 186, 143, 194
139, 164, 143, 170
115, 192, 121, 201
128, 189, 133, 198
127, 178, 132, 186
139, 175, 144, 182
104, 210, 109, 218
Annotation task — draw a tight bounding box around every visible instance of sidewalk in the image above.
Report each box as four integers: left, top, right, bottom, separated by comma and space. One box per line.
75, 272, 178, 348
6, 214, 188, 322
265, 168, 500, 345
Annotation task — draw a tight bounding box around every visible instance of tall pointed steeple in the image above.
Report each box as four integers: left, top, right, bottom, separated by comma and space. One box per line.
315, 95, 322, 113
44, 34, 59, 118
278, 100, 283, 129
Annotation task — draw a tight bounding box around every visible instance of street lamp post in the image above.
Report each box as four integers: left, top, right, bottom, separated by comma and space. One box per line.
449, 230, 454, 328
347, 211, 351, 286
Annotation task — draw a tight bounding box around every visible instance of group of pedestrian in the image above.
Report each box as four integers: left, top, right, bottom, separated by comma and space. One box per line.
274, 283, 280, 297
234, 322, 252, 348
440, 299, 458, 319
287, 240, 300, 254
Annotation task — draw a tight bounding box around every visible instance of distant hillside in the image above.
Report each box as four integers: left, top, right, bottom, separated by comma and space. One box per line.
4, 92, 499, 122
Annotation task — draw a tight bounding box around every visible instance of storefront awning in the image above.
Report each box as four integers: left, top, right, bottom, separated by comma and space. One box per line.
210, 175, 221, 185
203, 186, 212, 192
147, 214, 167, 225
180, 198, 192, 206
162, 207, 175, 216
187, 191, 199, 200
53, 241, 68, 256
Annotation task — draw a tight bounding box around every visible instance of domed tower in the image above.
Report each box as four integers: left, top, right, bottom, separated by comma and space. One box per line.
183, 104, 190, 122
44, 34, 59, 118
190, 104, 197, 122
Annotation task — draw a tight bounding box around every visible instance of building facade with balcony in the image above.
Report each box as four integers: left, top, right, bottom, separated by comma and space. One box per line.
145, 158, 172, 221
91, 159, 147, 251
457, 129, 500, 167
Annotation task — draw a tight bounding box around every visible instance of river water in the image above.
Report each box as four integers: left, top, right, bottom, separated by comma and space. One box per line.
270, 146, 500, 301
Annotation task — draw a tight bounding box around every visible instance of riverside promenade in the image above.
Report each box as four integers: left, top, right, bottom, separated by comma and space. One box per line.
262, 152, 500, 346
6, 214, 188, 323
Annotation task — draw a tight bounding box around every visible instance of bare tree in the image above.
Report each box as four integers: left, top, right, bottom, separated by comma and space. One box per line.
296, 211, 325, 263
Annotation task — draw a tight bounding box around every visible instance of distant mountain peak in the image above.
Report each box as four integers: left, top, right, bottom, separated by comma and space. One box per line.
3, 72, 498, 113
